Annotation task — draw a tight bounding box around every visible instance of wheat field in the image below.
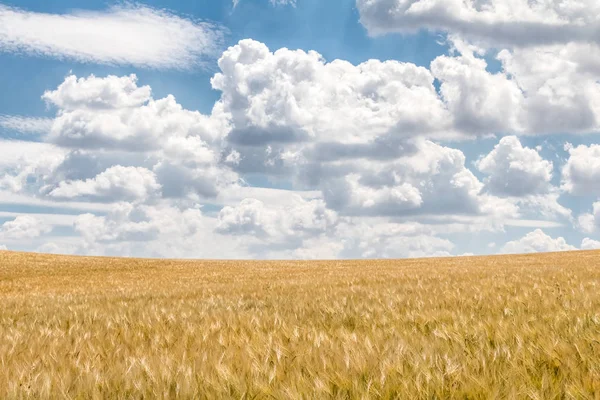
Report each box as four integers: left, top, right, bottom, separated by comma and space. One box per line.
1, 250, 600, 399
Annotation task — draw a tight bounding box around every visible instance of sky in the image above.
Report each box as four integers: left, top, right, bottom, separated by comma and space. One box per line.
1, 0, 600, 259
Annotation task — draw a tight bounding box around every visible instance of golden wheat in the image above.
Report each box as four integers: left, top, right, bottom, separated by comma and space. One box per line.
1, 250, 600, 399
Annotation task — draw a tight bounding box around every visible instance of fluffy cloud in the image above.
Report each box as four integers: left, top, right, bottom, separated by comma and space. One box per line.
357, 0, 600, 48
0, 36, 590, 259
0, 4, 225, 69
500, 229, 577, 254
577, 202, 600, 234
430, 40, 523, 134
0, 140, 66, 194
211, 39, 453, 151
216, 197, 337, 248
476, 136, 553, 196
0, 216, 51, 240
43, 74, 228, 151
72, 202, 248, 258
48, 166, 161, 202
0, 244, 7, 250
322, 140, 505, 217
36, 74, 239, 202
498, 44, 600, 134
334, 220, 455, 259
581, 237, 600, 250
562, 143, 600, 196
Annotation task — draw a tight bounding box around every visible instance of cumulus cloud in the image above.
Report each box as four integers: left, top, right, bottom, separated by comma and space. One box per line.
476, 136, 553, 196
0, 4, 225, 69
216, 197, 337, 247
48, 166, 161, 202
321, 140, 513, 218
211, 39, 454, 150
581, 237, 600, 250
0, 215, 51, 240
498, 44, 600, 134
36, 74, 238, 202
0, 37, 591, 259
562, 143, 600, 196
357, 0, 600, 48
500, 229, 577, 254
576, 202, 600, 234
72, 202, 248, 258
0, 140, 66, 194
430, 40, 523, 134
0, 244, 7, 250
43, 74, 228, 151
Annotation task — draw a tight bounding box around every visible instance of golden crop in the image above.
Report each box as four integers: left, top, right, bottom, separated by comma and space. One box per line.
1, 250, 600, 399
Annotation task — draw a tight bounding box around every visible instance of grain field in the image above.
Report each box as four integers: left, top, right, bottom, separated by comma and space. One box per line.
1, 250, 600, 399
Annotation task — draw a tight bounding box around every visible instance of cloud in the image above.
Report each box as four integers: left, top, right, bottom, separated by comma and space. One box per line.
233, 0, 296, 8
48, 165, 161, 202
0, 4, 225, 69
43, 74, 227, 151
216, 196, 337, 246
321, 140, 513, 218
42, 74, 152, 111
211, 39, 454, 153
0, 115, 52, 134
500, 229, 577, 254
430, 40, 524, 134
0, 244, 7, 250
576, 201, 600, 234
335, 220, 455, 259
0, 139, 66, 194
34, 74, 238, 201
581, 237, 600, 250
72, 202, 248, 258
476, 136, 553, 197
357, 0, 600, 48
0, 215, 51, 240
498, 44, 600, 134
562, 143, 600, 196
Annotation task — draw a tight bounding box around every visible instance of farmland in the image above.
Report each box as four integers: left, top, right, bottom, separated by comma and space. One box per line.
1, 250, 600, 398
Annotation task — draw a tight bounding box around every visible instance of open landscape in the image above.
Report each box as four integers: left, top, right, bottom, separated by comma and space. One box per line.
1, 250, 599, 398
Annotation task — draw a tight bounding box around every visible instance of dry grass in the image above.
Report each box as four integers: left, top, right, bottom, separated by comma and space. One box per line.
1, 250, 600, 399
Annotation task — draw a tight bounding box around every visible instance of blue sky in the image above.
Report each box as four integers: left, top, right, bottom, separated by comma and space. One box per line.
1, 0, 600, 258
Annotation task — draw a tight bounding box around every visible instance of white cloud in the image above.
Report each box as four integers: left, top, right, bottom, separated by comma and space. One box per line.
42, 74, 152, 111
38, 74, 238, 201
43, 74, 228, 151
49, 166, 161, 202
233, 0, 296, 8
498, 44, 600, 134
73, 202, 248, 258
0, 4, 225, 69
581, 237, 600, 250
500, 229, 577, 254
562, 143, 600, 196
576, 201, 600, 234
0, 115, 52, 134
357, 0, 600, 48
476, 136, 553, 196
0, 215, 51, 240
216, 197, 337, 246
504, 219, 564, 228
431, 40, 524, 134
0, 244, 7, 250
0, 139, 66, 194
211, 39, 454, 152
335, 220, 455, 259
321, 140, 513, 218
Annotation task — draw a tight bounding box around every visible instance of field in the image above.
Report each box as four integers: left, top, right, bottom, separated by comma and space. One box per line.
1, 250, 600, 399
